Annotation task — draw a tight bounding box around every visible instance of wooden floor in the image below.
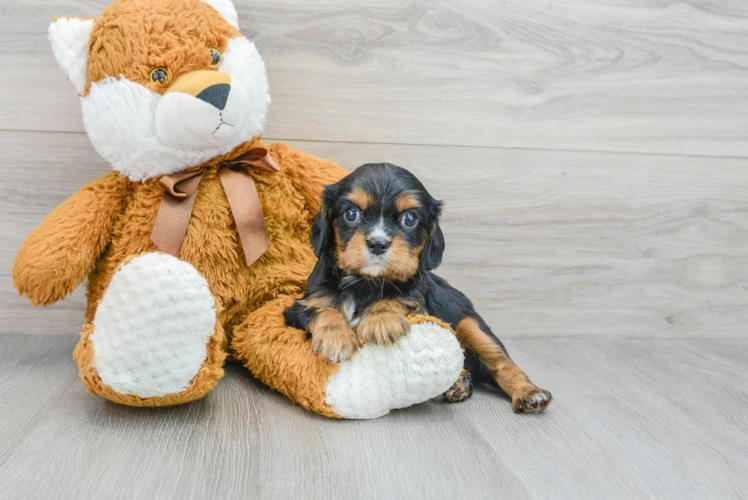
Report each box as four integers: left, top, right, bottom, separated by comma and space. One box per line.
1, 334, 746, 499
1, 0, 747, 498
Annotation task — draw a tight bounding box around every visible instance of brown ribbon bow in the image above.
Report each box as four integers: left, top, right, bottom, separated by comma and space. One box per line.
150, 148, 280, 266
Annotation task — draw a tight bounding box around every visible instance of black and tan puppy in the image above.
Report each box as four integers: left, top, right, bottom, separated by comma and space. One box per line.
285, 163, 552, 413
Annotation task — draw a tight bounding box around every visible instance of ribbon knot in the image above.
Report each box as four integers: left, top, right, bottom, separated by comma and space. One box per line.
150, 148, 280, 266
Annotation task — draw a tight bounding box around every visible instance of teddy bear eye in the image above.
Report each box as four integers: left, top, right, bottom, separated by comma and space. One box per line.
209, 48, 222, 66
149, 68, 169, 84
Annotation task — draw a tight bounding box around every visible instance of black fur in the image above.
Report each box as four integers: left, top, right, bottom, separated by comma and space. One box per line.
285, 163, 511, 386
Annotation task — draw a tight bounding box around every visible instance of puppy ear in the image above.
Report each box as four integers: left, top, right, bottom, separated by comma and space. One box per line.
420, 198, 445, 271
420, 224, 445, 271
310, 185, 338, 258
310, 207, 331, 258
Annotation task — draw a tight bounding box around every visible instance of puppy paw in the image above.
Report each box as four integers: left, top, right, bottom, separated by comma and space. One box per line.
310, 310, 360, 363
513, 388, 553, 413
444, 369, 473, 403
357, 303, 410, 346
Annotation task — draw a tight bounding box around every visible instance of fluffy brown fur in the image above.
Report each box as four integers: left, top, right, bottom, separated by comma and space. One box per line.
85, 0, 239, 96
14, 138, 352, 413
231, 295, 341, 418
12, 171, 130, 306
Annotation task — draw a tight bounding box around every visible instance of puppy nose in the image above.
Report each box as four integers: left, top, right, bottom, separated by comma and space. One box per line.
196, 83, 230, 110
367, 239, 390, 256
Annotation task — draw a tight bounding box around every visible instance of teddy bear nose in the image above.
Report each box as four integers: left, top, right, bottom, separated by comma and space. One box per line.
367, 239, 390, 256
196, 83, 230, 110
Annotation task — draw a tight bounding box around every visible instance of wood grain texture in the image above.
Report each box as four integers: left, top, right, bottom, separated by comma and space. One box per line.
3, 131, 746, 338
0, 334, 745, 499
1, 0, 748, 156
0, 130, 111, 335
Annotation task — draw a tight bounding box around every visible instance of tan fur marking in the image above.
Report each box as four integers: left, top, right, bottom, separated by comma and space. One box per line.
299, 293, 334, 311
346, 186, 373, 210
336, 228, 370, 273
357, 299, 410, 346
395, 193, 421, 212
383, 235, 421, 281
396, 296, 421, 313
456, 318, 552, 413
309, 308, 360, 363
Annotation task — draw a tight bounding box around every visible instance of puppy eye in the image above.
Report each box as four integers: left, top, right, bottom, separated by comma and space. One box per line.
209, 48, 222, 66
400, 211, 418, 228
149, 68, 169, 84
344, 207, 361, 223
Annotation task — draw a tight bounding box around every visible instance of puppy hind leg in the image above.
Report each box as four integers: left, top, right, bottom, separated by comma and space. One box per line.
456, 317, 552, 413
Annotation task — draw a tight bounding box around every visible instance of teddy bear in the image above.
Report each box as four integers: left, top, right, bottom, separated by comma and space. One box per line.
12, 0, 464, 419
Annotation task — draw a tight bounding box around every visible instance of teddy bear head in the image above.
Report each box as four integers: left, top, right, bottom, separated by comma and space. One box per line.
49, 0, 270, 181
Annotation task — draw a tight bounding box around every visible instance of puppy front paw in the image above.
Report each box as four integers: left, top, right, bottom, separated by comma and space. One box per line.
310, 310, 361, 363
513, 388, 553, 413
357, 301, 410, 346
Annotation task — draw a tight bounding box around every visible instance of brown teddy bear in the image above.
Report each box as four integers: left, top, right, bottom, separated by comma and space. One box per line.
13, 0, 464, 418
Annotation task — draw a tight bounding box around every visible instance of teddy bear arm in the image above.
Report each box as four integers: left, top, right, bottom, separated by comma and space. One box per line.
13, 171, 129, 306
231, 296, 465, 419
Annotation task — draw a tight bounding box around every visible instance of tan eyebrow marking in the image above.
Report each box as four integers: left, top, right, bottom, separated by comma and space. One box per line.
395, 193, 421, 212
346, 186, 374, 210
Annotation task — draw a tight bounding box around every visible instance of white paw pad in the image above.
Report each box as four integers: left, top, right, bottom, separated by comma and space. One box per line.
90, 253, 217, 398
325, 321, 464, 419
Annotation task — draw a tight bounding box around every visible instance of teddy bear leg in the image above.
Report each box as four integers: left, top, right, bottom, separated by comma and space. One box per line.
231, 296, 464, 419
74, 252, 227, 406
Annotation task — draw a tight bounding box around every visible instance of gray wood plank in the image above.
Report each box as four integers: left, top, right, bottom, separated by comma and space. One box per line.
0, 334, 745, 499
2, 1, 748, 157
2, 131, 747, 339
461, 338, 748, 499
0, 334, 79, 465
0, 130, 111, 335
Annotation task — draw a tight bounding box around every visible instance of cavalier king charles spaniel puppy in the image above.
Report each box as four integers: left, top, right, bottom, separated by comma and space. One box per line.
285, 163, 552, 413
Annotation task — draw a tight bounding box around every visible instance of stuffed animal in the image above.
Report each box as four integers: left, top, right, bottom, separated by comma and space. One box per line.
12, 0, 464, 418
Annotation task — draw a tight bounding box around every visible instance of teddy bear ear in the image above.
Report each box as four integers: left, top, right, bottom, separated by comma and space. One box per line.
200, 0, 239, 29
48, 17, 94, 95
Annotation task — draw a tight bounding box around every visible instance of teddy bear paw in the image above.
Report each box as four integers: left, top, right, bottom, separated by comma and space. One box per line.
324, 320, 464, 419
89, 252, 218, 399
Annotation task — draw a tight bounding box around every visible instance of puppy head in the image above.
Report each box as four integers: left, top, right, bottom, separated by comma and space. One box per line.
312, 163, 445, 281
